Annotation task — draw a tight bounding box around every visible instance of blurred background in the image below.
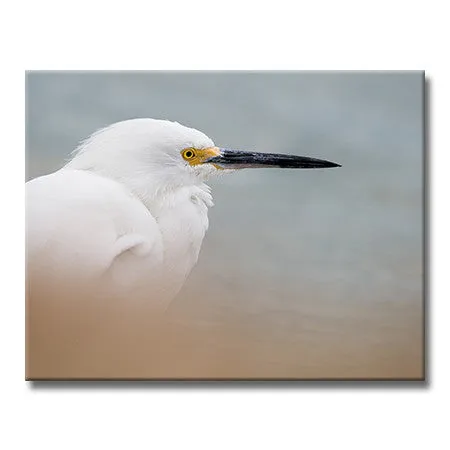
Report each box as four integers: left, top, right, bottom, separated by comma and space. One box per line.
26, 72, 424, 379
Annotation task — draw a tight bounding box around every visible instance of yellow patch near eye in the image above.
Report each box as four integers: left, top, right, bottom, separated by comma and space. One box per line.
181, 147, 221, 166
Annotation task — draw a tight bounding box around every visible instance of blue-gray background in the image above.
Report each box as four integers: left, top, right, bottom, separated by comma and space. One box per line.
26, 72, 423, 378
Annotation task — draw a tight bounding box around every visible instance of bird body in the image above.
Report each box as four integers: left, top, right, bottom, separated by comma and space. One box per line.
27, 165, 212, 307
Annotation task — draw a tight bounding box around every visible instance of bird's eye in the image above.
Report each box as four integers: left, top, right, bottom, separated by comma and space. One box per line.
182, 149, 196, 160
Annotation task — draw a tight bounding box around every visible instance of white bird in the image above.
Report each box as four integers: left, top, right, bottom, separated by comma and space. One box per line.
26, 118, 340, 310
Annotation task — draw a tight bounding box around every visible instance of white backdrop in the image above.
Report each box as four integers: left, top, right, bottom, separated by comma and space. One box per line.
1, 0, 447, 449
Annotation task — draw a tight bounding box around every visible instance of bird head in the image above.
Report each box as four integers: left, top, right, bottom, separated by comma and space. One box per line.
67, 118, 340, 200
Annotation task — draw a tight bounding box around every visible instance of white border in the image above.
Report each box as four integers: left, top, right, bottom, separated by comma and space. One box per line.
2, 1, 448, 449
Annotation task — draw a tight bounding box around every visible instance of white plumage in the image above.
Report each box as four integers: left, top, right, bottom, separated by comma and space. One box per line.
27, 119, 216, 308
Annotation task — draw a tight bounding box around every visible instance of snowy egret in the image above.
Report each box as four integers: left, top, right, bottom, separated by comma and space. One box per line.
26, 118, 340, 309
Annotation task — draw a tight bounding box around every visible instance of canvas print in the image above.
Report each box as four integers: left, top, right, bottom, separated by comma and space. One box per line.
25, 71, 424, 380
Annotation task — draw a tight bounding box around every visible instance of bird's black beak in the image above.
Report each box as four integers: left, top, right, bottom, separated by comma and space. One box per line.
206, 148, 341, 169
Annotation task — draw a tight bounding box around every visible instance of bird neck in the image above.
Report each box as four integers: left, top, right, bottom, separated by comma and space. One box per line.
144, 182, 214, 219
142, 182, 213, 300
64, 162, 213, 220
66, 152, 212, 210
